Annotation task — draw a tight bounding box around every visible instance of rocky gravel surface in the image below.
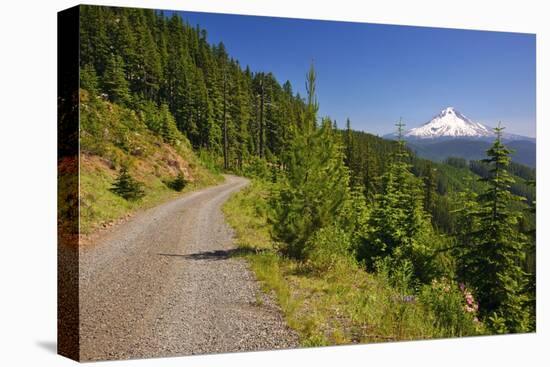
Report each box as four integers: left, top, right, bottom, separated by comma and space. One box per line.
78, 175, 298, 361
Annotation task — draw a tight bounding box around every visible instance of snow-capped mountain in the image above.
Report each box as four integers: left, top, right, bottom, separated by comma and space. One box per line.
382, 107, 536, 167
404, 107, 493, 139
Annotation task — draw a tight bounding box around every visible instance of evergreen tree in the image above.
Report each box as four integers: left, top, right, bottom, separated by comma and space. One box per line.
130, 10, 162, 100
343, 118, 361, 186
111, 167, 145, 200
272, 65, 352, 259
159, 103, 180, 144
466, 125, 531, 332
80, 63, 99, 96
222, 62, 229, 169
169, 172, 187, 191
361, 120, 434, 280
422, 162, 437, 216
452, 178, 481, 282
103, 55, 131, 105
525, 179, 536, 330
109, 9, 137, 80
80, 6, 110, 74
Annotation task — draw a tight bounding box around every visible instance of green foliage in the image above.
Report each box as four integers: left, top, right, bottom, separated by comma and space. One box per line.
197, 149, 223, 174
242, 156, 271, 180
340, 124, 400, 198
469, 159, 535, 203
271, 66, 352, 259
224, 181, 481, 344
421, 161, 437, 214
168, 172, 187, 192
158, 103, 180, 144
140, 101, 180, 144
443, 156, 467, 169
375, 257, 416, 295
418, 278, 482, 337
103, 55, 131, 105
360, 123, 438, 282
304, 226, 354, 273
457, 126, 532, 332
110, 167, 145, 201
80, 63, 99, 96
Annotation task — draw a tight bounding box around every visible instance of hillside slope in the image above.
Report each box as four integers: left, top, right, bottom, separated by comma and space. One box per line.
76, 90, 221, 234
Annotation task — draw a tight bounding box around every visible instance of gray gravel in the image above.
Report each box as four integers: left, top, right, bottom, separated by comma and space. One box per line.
78, 175, 299, 361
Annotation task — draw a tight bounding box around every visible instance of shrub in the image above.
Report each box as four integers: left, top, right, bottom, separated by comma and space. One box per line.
168, 172, 187, 192
198, 149, 223, 174
110, 167, 145, 201
304, 226, 354, 273
242, 156, 271, 180
374, 257, 416, 296
418, 278, 482, 337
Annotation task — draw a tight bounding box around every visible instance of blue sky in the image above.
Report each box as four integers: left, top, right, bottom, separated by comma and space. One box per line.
165, 10, 536, 137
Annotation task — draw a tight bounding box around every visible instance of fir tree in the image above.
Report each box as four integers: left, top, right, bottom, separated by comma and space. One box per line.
169, 172, 187, 191
361, 120, 433, 280
524, 179, 536, 330
80, 63, 99, 96
111, 167, 145, 200
452, 178, 481, 281
422, 162, 437, 216
272, 65, 352, 259
466, 124, 531, 332
159, 103, 180, 144
103, 55, 131, 105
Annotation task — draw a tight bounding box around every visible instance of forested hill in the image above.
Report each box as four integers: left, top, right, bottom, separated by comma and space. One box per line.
80, 5, 308, 167
80, 6, 407, 202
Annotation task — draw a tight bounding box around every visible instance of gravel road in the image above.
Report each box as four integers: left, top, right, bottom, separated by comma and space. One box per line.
78, 175, 298, 361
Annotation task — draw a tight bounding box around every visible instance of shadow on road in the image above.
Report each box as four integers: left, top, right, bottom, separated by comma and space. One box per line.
158, 247, 261, 261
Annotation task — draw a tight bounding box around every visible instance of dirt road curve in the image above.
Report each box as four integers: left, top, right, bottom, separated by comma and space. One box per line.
78, 175, 298, 361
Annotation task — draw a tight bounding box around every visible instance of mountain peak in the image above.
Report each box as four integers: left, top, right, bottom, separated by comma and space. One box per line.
404, 107, 493, 139
439, 106, 457, 116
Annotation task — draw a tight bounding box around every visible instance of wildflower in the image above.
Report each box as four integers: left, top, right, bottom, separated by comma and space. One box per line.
402, 295, 416, 303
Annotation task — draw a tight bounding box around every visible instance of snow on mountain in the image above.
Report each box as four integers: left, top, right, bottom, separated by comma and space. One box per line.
404, 107, 493, 139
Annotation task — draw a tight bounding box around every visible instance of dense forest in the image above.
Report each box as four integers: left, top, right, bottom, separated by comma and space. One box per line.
80, 6, 535, 336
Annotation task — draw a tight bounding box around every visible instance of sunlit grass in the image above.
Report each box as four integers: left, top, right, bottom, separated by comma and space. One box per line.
223, 180, 455, 347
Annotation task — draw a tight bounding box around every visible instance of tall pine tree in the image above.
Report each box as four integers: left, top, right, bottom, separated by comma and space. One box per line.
272, 64, 352, 259
465, 124, 531, 333
361, 120, 435, 281
103, 55, 131, 105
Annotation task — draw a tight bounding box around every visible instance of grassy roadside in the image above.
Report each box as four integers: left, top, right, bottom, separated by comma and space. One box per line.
79, 158, 222, 234
222, 180, 468, 347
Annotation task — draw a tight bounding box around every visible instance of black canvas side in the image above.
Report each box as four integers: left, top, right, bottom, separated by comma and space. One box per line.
57, 4, 80, 362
